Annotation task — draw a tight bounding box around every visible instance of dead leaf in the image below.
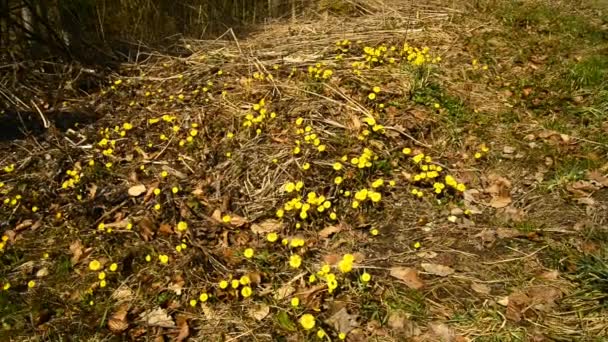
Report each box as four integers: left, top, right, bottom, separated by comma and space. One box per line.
142, 181, 160, 203
108, 304, 129, 333
175, 315, 190, 342
211, 210, 247, 227
390, 267, 424, 289
506, 292, 530, 322
576, 197, 596, 206
503, 146, 516, 154
322, 254, 341, 265
325, 308, 359, 334
568, 180, 599, 193
88, 184, 98, 199
161, 165, 187, 179
416, 251, 438, 259
111, 285, 134, 302
498, 206, 526, 223
587, 170, 608, 187
485, 174, 512, 208
387, 311, 421, 337
169, 281, 184, 296
470, 282, 491, 295
211, 209, 223, 222
428, 322, 455, 342
538, 270, 559, 280
69, 240, 84, 265
527, 286, 562, 312
421, 263, 455, 277
36, 267, 49, 278
139, 307, 175, 328
230, 215, 248, 227
489, 196, 512, 208
128, 184, 146, 197
15, 220, 33, 231
463, 189, 483, 214
247, 303, 270, 321
274, 284, 295, 300
138, 217, 156, 241
251, 219, 283, 235
496, 227, 524, 239
318, 225, 343, 238
159, 223, 173, 236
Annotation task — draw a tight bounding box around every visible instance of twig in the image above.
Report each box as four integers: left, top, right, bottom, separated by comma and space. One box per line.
482, 246, 548, 265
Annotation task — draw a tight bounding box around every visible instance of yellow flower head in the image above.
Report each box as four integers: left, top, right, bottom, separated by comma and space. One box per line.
89, 260, 101, 271
177, 221, 188, 232
243, 248, 254, 259
222, 215, 231, 223
27, 280, 36, 288
299, 314, 316, 330
338, 259, 353, 273
291, 297, 300, 307
369, 191, 382, 203
241, 286, 252, 298
109, 263, 118, 272
239, 275, 250, 285
371, 178, 384, 188
199, 293, 209, 302
289, 255, 302, 268
360, 272, 371, 282
267, 232, 278, 242
219, 280, 228, 289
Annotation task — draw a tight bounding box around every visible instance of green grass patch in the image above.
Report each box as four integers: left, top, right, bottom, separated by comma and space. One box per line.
567, 55, 608, 90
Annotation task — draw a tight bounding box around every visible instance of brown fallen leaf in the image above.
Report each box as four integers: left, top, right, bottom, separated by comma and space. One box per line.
88, 184, 98, 199
588, 170, 608, 187
421, 263, 455, 277
484, 174, 512, 208
527, 286, 562, 312
389, 267, 424, 289
322, 253, 341, 265
158, 223, 173, 236
318, 225, 342, 238
247, 303, 270, 321
175, 315, 190, 342
35, 267, 49, 278
489, 196, 512, 209
108, 304, 129, 333
15, 220, 33, 231
325, 308, 359, 334
69, 240, 84, 265
274, 284, 296, 300
428, 322, 455, 342
496, 227, 525, 239
139, 307, 175, 328
470, 282, 491, 295
211, 209, 248, 227
251, 219, 283, 235
111, 285, 134, 302
138, 217, 156, 241
538, 270, 559, 281
143, 181, 160, 203
506, 292, 530, 322
127, 184, 146, 197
